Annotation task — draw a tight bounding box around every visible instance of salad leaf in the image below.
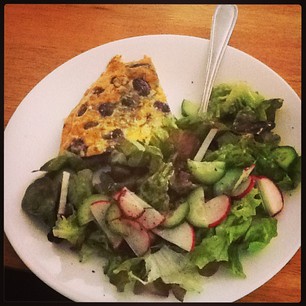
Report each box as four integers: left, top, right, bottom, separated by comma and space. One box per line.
113, 139, 164, 173
231, 187, 263, 220
191, 188, 266, 272
190, 233, 230, 269
227, 244, 246, 278
40, 151, 86, 172
242, 217, 278, 252
232, 108, 275, 135
204, 135, 256, 168
68, 169, 94, 208
149, 116, 178, 158
207, 82, 265, 120
134, 278, 171, 298
145, 245, 203, 293
104, 255, 137, 292
21, 176, 60, 227
215, 214, 252, 244
108, 245, 204, 298
256, 98, 283, 122
138, 162, 174, 211
168, 129, 201, 160
52, 212, 87, 247
79, 229, 114, 262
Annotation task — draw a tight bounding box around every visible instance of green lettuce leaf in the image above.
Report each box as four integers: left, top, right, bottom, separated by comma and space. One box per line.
227, 243, 246, 278
138, 162, 174, 211
113, 139, 164, 173
204, 135, 256, 168
149, 116, 178, 158
79, 229, 114, 262
215, 214, 252, 244
190, 233, 230, 269
231, 187, 263, 220
104, 255, 138, 292
207, 82, 265, 120
52, 212, 87, 247
108, 245, 203, 300
40, 151, 86, 172
145, 245, 203, 293
21, 175, 61, 227
242, 217, 278, 252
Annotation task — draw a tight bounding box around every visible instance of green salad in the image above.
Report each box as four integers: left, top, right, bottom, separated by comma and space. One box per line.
22, 82, 301, 301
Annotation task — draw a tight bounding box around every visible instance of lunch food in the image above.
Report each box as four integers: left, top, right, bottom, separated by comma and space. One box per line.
60, 55, 171, 157
21, 57, 301, 301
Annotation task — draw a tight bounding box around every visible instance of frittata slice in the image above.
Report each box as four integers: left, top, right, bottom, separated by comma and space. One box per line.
60, 55, 172, 157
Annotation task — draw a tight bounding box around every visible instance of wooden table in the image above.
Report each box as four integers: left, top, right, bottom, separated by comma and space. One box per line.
4, 4, 301, 303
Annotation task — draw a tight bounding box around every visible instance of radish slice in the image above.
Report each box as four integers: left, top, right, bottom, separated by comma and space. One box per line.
120, 218, 151, 256
231, 176, 256, 199
206, 195, 231, 228
193, 128, 218, 162
256, 176, 284, 216
152, 222, 195, 252
118, 188, 145, 219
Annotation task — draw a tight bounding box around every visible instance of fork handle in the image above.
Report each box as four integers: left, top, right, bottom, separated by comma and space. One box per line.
198, 5, 238, 113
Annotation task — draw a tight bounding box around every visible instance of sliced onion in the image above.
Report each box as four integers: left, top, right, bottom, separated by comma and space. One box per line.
193, 128, 218, 162
57, 171, 70, 217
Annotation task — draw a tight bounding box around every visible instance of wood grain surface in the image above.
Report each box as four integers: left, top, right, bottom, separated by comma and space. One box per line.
4, 4, 301, 303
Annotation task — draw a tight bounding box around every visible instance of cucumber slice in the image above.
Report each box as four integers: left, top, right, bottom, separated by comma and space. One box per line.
181, 99, 199, 117
77, 194, 110, 225
105, 203, 129, 236
161, 201, 189, 228
186, 187, 207, 227
213, 168, 242, 196
187, 160, 226, 185
272, 146, 298, 171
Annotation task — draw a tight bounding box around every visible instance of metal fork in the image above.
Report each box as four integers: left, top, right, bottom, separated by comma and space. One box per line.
198, 5, 238, 114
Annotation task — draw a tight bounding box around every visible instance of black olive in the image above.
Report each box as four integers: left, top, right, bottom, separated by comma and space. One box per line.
132, 78, 151, 96
103, 128, 124, 140
92, 86, 104, 95
121, 96, 137, 107
77, 104, 87, 116
67, 138, 88, 156
153, 101, 170, 113
84, 121, 99, 130
98, 102, 115, 117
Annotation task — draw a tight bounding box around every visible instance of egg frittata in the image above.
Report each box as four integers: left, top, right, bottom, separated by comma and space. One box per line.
60, 55, 172, 157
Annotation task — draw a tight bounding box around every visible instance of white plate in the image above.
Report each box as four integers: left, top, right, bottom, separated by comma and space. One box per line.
4, 34, 301, 302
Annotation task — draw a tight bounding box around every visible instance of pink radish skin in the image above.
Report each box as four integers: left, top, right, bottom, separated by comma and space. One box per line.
118, 189, 145, 219
114, 187, 165, 229
205, 195, 231, 228
113, 188, 126, 201
136, 208, 165, 230
231, 176, 256, 199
